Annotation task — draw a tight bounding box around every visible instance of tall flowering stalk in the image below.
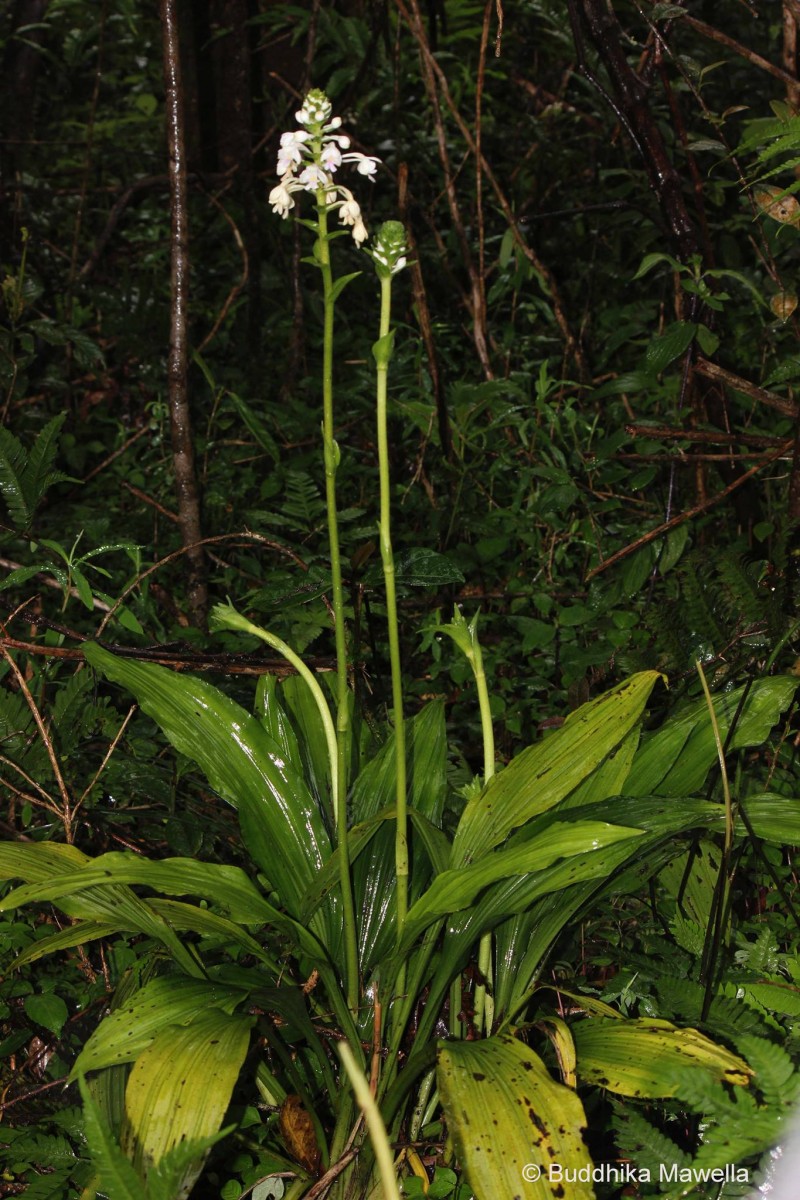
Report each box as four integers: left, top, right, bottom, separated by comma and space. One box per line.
368, 223, 411, 958
269, 90, 378, 1014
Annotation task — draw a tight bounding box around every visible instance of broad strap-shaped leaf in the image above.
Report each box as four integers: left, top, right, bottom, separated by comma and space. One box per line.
6, 849, 283, 923
0, 844, 352, 1027
261, 672, 335, 820
71, 976, 250, 1078
437, 1033, 594, 1200
573, 1018, 752, 1098
401, 821, 642, 952
83, 643, 335, 939
395, 834, 645, 1052
122, 1008, 253, 1192
556, 792, 800, 844
0, 844, 201, 978
12, 920, 121, 968
349, 701, 448, 969
625, 676, 797, 796
452, 671, 662, 866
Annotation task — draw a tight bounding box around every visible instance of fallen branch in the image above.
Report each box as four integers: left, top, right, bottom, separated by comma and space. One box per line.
585, 440, 792, 581
693, 358, 798, 419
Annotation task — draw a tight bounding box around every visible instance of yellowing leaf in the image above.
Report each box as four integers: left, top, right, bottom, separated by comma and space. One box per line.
123, 1008, 253, 1194
573, 1018, 752, 1098
437, 1033, 594, 1200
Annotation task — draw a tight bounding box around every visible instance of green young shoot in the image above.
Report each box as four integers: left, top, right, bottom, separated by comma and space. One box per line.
439, 607, 496, 1033
339, 1041, 402, 1200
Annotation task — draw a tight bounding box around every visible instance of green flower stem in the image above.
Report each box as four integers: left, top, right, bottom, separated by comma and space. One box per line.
472, 631, 495, 1036
315, 194, 359, 1015
316, 193, 352, 813
375, 272, 408, 961
440, 611, 495, 1036
214, 603, 360, 1015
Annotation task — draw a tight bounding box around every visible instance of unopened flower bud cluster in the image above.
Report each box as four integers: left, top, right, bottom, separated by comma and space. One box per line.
269, 89, 380, 246
371, 220, 408, 277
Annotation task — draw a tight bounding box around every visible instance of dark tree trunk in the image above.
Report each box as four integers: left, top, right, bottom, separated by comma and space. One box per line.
161, 0, 208, 626
0, 0, 51, 249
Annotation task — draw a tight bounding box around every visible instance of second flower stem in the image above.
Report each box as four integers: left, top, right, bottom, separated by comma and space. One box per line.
375, 273, 408, 956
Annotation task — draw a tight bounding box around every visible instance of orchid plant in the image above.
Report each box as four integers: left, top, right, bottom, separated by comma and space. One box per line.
1, 88, 799, 1200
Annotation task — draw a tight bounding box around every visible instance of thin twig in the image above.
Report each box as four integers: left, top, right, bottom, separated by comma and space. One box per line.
0, 634, 335, 678
81, 424, 150, 485
693, 357, 798, 419
304, 1148, 361, 1200
679, 9, 800, 88
1, 646, 73, 838
122, 481, 179, 523
196, 189, 249, 354
0, 756, 61, 817
625, 424, 784, 446
394, 0, 583, 371
74, 704, 136, 818
95, 531, 308, 637
585, 440, 793, 580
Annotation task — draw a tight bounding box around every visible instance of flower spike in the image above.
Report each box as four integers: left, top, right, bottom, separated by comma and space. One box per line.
269, 89, 381, 245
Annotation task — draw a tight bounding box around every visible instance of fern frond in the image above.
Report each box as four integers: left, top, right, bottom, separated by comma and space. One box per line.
282, 469, 326, 531
735, 1034, 799, 1106
611, 1102, 691, 1177
0, 424, 34, 528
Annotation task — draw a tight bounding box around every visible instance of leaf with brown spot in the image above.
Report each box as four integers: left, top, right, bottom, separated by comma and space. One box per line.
755, 185, 800, 225
437, 1034, 594, 1200
573, 1017, 752, 1099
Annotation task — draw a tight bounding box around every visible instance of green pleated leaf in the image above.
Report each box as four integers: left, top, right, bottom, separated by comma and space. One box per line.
573, 1018, 752, 1098
741, 794, 800, 842
557, 727, 641, 810
559, 792, 800, 844
12, 920, 121, 968
0, 844, 201, 977
437, 1034, 594, 1200
4, 849, 279, 923
145, 1128, 235, 1200
452, 672, 662, 867
349, 701, 448, 968
83, 643, 335, 937
268, 673, 333, 815
122, 1008, 253, 1188
71, 976, 249, 1078
403, 821, 642, 950
626, 676, 797, 796
148, 898, 279, 968
300, 806, 393, 923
